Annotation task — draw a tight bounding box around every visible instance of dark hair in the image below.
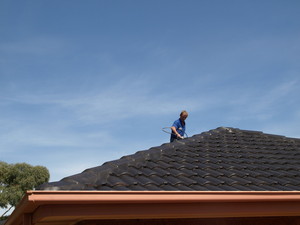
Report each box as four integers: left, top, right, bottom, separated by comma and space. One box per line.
180, 110, 188, 116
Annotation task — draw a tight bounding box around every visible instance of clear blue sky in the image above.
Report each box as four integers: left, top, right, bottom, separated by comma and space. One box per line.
1, 0, 300, 182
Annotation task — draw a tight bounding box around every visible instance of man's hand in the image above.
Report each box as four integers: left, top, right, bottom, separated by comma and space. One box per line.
177, 134, 184, 139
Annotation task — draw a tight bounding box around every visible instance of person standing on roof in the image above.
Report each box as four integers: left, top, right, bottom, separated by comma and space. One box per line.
170, 110, 188, 142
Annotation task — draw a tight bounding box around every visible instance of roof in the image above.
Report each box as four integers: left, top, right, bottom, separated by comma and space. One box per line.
38, 127, 300, 191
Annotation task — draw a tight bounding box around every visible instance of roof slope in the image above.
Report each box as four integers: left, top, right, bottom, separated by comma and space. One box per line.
38, 127, 300, 191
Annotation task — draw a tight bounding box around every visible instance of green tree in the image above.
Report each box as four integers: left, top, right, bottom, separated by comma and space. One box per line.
0, 161, 49, 218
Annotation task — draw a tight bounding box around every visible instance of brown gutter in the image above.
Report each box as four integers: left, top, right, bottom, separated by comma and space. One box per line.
5, 191, 300, 225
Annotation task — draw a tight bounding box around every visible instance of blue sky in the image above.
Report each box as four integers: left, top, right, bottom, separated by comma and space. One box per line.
1, 0, 300, 183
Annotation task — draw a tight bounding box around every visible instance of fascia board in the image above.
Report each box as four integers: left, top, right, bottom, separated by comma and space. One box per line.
5, 191, 300, 225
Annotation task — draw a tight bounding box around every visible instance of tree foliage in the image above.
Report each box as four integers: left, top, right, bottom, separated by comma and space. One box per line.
0, 161, 49, 212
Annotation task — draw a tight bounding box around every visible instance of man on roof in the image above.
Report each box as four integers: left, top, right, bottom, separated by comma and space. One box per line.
170, 110, 188, 142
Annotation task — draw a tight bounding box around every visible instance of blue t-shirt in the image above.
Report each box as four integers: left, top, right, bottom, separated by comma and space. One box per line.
170, 118, 186, 141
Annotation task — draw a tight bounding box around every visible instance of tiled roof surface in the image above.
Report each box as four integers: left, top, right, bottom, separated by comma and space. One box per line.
39, 127, 300, 191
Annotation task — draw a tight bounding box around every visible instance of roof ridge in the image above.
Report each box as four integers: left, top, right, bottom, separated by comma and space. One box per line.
208, 127, 292, 139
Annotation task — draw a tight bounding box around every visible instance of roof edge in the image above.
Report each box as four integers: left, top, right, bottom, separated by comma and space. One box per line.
6, 191, 300, 225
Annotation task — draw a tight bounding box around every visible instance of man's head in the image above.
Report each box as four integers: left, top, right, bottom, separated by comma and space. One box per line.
180, 110, 188, 121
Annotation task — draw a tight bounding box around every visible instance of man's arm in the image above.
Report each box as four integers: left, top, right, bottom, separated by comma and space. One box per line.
171, 126, 182, 139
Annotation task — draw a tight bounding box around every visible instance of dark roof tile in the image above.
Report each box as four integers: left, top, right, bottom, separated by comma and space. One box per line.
158, 184, 180, 191
203, 184, 229, 191
39, 127, 300, 191
105, 176, 125, 187
173, 175, 198, 186
134, 184, 153, 190
162, 176, 185, 185
151, 167, 171, 176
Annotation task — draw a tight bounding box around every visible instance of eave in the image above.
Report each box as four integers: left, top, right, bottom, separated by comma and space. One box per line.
5, 191, 300, 225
